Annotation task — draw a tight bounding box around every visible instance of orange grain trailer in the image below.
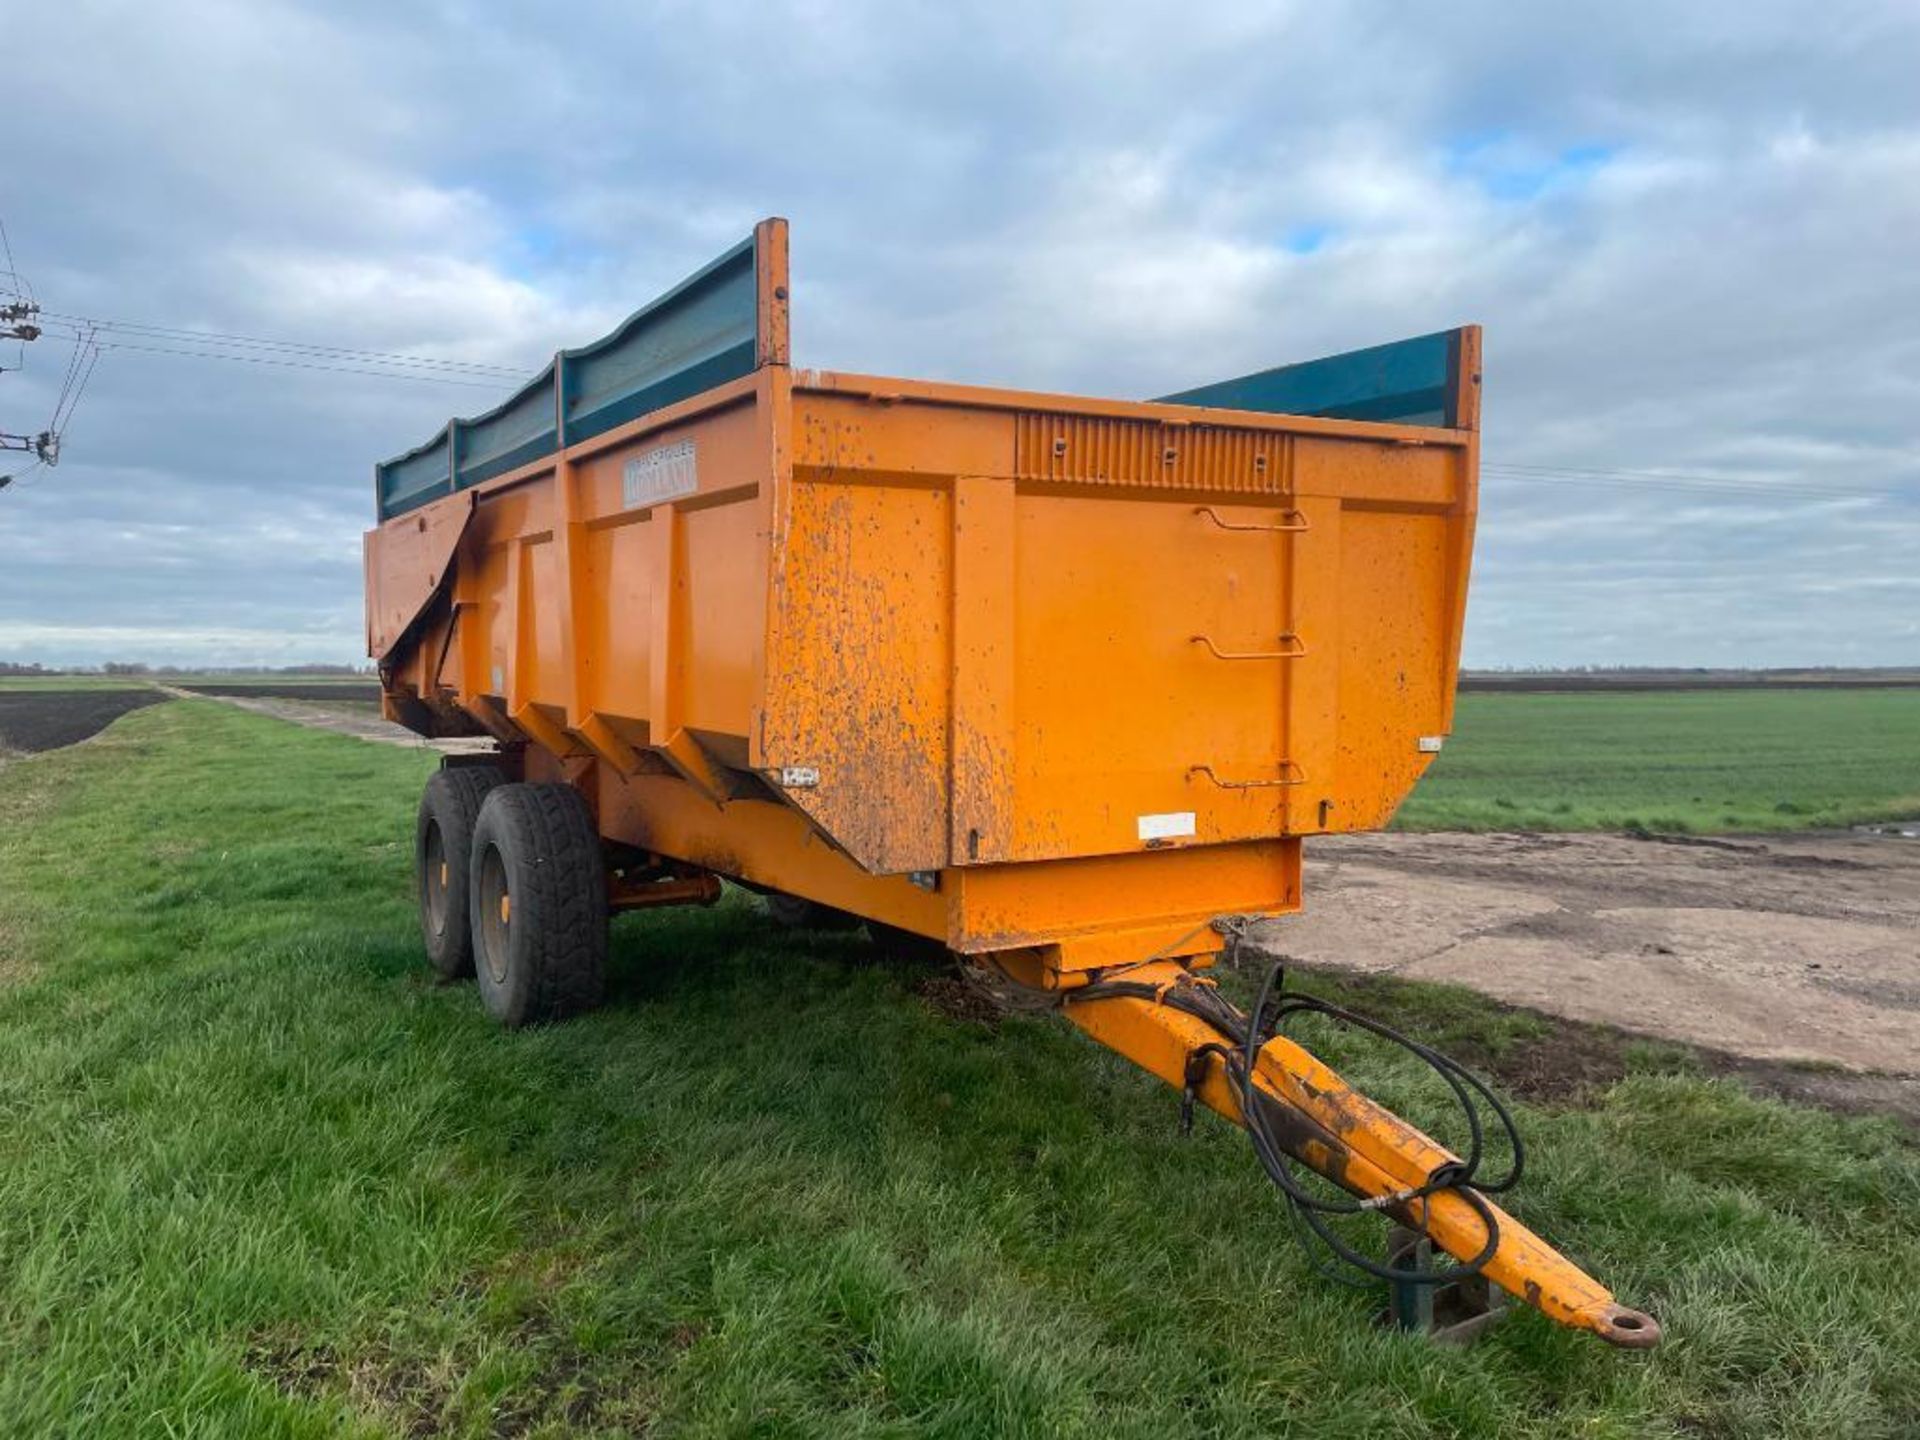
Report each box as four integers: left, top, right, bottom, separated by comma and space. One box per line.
366, 219, 1657, 1348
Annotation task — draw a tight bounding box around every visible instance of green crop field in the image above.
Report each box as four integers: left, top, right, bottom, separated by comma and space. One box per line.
1396, 688, 1920, 834
1, 699, 1917, 1437
0, 674, 161, 691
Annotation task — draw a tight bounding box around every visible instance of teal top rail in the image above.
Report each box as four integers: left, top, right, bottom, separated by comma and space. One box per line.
1157, 327, 1473, 429
376, 221, 787, 521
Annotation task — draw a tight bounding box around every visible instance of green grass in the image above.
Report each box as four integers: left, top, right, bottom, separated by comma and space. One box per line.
1, 702, 1917, 1437
1396, 689, 1920, 833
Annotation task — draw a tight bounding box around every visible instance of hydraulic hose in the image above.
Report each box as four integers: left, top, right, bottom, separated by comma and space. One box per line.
1074, 959, 1525, 1288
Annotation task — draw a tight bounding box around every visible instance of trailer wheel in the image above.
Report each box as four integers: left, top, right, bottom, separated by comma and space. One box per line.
468, 783, 608, 1028
763, 892, 863, 931
416, 764, 506, 980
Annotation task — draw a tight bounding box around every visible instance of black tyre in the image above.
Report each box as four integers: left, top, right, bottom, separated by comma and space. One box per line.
763, 892, 863, 931
416, 764, 506, 979
468, 783, 608, 1028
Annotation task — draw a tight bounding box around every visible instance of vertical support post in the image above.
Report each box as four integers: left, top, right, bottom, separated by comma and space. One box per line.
754, 217, 790, 368
950, 474, 1017, 863
749, 365, 793, 771
1276, 436, 1301, 836
551, 454, 588, 730
642, 501, 728, 802
1440, 326, 1481, 735
645, 509, 679, 744
1449, 325, 1483, 434
457, 530, 486, 707
1289, 488, 1342, 834
503, 536, 525, 713
362, 534, 378, 663
550, 350, 588, 731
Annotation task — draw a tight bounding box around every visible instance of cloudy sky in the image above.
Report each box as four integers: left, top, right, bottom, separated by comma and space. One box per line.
2, 0, 1916, 669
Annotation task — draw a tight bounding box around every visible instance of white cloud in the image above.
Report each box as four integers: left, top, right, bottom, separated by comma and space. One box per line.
1, 0, 1915, 666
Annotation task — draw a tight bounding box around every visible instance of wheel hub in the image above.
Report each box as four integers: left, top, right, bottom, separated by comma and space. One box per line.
423, 821, 449, 937
477, 842, 513, 986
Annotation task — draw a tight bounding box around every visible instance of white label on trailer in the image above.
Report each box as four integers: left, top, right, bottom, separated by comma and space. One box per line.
623, 439, 698, 509
1417, 735, 1446, 753
1137, 810, 1197, 842
778, 766, 821, 789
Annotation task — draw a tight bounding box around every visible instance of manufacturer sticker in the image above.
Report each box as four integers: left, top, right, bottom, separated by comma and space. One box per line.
623, 439, 698, 509
1137, 810, 1197, 842
777, 766, 820, 789
1417, 735, 1446, 753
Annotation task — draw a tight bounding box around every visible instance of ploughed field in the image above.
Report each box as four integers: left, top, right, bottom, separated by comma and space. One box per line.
176, 680, 382, 702
0, 698, 1916, 1436
0, 687, 160, 753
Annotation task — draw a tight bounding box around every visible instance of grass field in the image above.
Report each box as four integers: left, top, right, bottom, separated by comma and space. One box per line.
1, 701, 1917, 1437
12, 679, 1916, 840
1396, 688, 1920, 833
0, 675, 166, 691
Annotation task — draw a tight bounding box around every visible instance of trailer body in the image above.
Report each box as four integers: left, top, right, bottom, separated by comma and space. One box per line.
368, 220, 1476, 974
365, 222, 1657, 1348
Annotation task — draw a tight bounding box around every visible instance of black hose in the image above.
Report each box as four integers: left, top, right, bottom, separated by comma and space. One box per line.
1076, 961, 1525, 1288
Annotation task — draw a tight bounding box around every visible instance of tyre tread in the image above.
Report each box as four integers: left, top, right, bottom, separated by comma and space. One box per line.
470, 782, 606, 1026
416, 763, 505, 978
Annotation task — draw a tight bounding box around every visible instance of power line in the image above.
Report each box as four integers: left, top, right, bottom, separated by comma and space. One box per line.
0, 211, 24, 297
0, 458, 46, 492
36, 332, 515, 390
12, 285, 1917, 506
49, 321, 87, 422
38, 310, 526, 379
49, 326, 100, 438
0, 207, 31, 372
0, 203, 54, 464
8, 300, 525, 483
